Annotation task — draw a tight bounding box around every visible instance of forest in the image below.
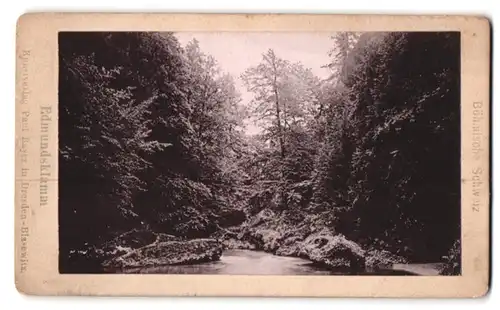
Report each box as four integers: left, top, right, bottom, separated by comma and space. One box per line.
59, 31, 461, 275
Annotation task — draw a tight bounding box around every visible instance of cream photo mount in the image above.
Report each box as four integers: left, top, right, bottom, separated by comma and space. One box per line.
14, 13, 491, 297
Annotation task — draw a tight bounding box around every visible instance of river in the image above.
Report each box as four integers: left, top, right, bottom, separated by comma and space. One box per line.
118, 249, 416, 275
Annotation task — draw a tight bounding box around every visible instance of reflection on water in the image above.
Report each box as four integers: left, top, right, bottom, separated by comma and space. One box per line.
112, 249, 415, 275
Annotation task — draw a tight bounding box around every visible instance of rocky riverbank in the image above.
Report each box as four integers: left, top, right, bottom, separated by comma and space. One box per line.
214, 209, 409, 272
103, 239, 223, 269
64, 209, 451, 275
65, 229, 224, 272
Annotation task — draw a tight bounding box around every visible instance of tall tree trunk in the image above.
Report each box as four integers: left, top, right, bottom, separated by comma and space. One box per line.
274, 86, 285, 159
269, 53, 288, 210
271, 58, 285, 159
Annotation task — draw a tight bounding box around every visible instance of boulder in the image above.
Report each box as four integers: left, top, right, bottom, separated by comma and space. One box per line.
300, 229, 366, 270
275, 236, 304, 256
365, 249, 408, 269
211, 228, 239, 240
102, 229, 157, 250
254, 229, 283, 252
237, 227, 283, 252
155, 233, 182, 243
93, 230, 182, 260
222, 238, 256, 250
247, 209, 276, 228
103, 238, 223, 269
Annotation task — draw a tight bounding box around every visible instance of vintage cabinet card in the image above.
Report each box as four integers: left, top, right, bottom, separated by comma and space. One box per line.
15, 13, 491, 297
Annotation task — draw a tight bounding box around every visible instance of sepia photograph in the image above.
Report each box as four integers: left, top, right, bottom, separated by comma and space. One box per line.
14, 12, 491, 297
58, 30, 462, 276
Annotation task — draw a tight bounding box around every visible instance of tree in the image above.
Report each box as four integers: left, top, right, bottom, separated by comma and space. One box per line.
182, 39, 249, 226
59, 32, 175, 271
184, 39, 246, 188
59, 32, 249, 271
241, 49, 322, 211
241, 49, 289, 158
315, 32, 461, 261
323, 32, 361, 83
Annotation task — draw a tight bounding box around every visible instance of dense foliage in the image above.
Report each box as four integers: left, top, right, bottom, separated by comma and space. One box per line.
59, 31, 461, 274
239, 32, 460, 266
59, 32, 247, 271
317, 32, 461, 262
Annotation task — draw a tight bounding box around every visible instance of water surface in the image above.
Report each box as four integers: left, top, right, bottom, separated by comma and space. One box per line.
118, 249, 416, 275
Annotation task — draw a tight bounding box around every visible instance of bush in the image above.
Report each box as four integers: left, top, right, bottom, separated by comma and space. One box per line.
440, 239, 461, 275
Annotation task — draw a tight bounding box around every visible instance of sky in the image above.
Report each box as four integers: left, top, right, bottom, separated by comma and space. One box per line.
175, 32, 334, 135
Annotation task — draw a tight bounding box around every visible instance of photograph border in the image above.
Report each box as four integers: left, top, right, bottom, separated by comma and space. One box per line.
14, 13, 491, 297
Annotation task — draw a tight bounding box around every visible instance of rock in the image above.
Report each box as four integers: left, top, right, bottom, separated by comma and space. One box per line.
235, 209, 368, 271
103, 229, 157, 250
300, 229, 366, 270
211, 228, 239, 240
238, 227, 283, 252
223, 238, 256, 250
103, 238, 223, 269
235, 209, 287, 252
65, 230, 189, 272
155, 233, 182, 243
255, 229, 283, 252
274, 221, 313, 256
247, 209, 276, 227
275, 236, 304, 256
365, 249, 408, 269
94, 230, 182, 261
